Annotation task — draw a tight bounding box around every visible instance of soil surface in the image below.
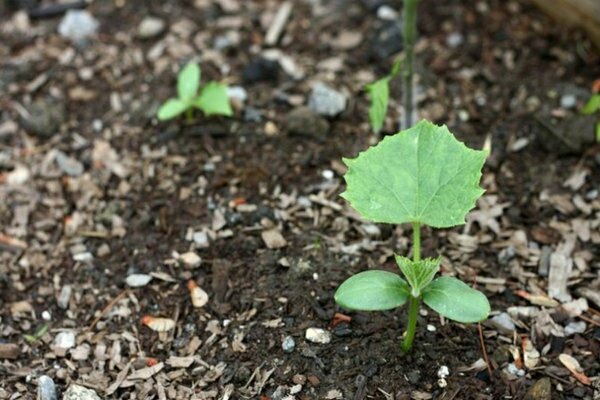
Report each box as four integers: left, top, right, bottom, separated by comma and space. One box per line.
1, 0, 600, 399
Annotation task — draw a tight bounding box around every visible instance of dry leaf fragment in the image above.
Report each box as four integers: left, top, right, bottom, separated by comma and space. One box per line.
522, 338, 540, 369
127, 362, 164, 380
515, 290, 559, 307
141, 316, 175, 332
558, 354, 591, 385
187, 280, 209, 308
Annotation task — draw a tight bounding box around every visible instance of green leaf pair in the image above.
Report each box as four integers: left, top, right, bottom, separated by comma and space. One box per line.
335, 258, 490, 323
157, 62, 233, 121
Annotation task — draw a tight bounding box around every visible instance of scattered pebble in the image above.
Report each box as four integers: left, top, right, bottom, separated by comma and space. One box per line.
437, 365, 450, 379
305, 327, 331, 344
227, 86, 248, 104
42, 310, 51, 321
53, 331, 75, 356
188, 280, 209, 308
446, 32, 464, 48
137, 16, 165, 39
193, 231, 210, 248
179, 251, 202, 268
125, 274, 153, 288
242, 57, 279, 84
282, 336, 295, 353
261, 229, 287, 249
506, 362, 525, 377
377, 5, 398, 20
37, 375, 57, 400
57, 285, 72, 309
0, 343, 20, 359
489, 312, 516, 335
564, 321, 586, 335
426, 324, 436, 332
560, 94, 577, 109
307, 83, 347, 117
63, 384, 102, 400
20, 98, 65, 138
58, 10, 99, 44
370, 20, 403, 60
524, 377, 551, 400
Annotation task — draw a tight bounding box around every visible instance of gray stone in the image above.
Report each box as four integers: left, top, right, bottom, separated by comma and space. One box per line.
53, 331, 75, 352
307, 83, 347, 117
524, 377, 551, 400
21, 98, 65, 138
137, 17, 165, 39
534, 113, 596, 155
369, 20, 403, 60
489, 313, 516, 335
62, 384, 101, 400
125, 274, 152, 287
282, 336, 295, 353
564, 321, 586, 335
560, 94, 577, 109
38, 375, 57, 400
55, 151, 84, 176
285, 107, 329, 138
58, 10, 98, 43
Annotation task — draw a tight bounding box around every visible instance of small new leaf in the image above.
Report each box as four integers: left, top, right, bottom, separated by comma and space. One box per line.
177, 62, 201, 101
422, 276, 490, 323
581, 94, 600, 115
395, 256, 440, 296
366, 77, 391, 134
341, 120, 487, 228
335, 270, 410, 311
195, 82, 233, 117
157, 99, 189, 121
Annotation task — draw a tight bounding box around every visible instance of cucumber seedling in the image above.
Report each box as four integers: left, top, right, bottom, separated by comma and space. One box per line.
157, 61, 233, 121
335, 120, 491, 352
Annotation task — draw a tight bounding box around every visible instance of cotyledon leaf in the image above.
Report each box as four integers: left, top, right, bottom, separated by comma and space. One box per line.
422, 276, 490, 323
335, 270, 410, 311
341, 120, 487, 228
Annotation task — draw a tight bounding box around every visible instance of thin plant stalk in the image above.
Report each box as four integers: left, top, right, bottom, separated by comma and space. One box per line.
401, 222, 421, 352
401, 0, 419, 130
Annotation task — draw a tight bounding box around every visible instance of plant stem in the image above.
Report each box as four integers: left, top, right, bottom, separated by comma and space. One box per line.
186, 108, 193, 121
402, 295, 420, 352
401, 0, 419, 130
402, 222, 421, 352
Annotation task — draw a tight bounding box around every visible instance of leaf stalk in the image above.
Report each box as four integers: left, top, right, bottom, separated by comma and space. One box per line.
401, 0, 419, 130
402, 221, 421, 352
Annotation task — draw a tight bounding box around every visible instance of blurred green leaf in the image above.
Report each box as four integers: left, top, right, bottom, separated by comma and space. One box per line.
366, 77, 391, 133
157, 98, 188, 121
581, 94, 600, 115
195, 82, 233, 117
177, 62, 201, 101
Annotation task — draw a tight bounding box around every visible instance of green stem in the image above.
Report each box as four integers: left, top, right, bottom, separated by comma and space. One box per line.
402, 222, 421, 353
186, 108, 193, 121
402, 295, 420, 352
402, 0, 419, 130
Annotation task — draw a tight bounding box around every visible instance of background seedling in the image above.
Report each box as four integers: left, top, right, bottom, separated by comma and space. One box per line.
335, 120, 491, 352
157, 61, 233, 121
580, 93, 600, 142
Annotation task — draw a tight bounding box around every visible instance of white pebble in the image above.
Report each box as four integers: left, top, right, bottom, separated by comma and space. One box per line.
305, 327, 331, 344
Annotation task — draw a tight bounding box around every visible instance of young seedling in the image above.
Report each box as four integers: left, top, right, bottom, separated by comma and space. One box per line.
335, 120, 491, 352
580, 93, 600, 142
366, 59, 402, 134
157, 61, 233, 121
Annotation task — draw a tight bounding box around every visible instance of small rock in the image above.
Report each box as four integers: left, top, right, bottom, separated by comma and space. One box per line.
307, 83, 347, 117
282, 336, 295, 353
243, 107, 262, 123
446, 32, 464, 48
62, 384, 101, 400
180, 252, 202, 268
193, 231, 209, 248
227, 86, 247, 104
560, 94, 577, 109
58, 10, 99, 44
333, 323, 352, 337
406, 370, 421, 384
57, 285, 72, 309
55, 151, 84, 176
377, 5, 398, 20
242, 57, 279, 84
261, 229, 287, 249
137, 16, 165, 39
21, 98, 65, 138
370, 20, 403, 60
71, 343, 91, 361
506, 362, 525, 377
285, 107, 330, 138
305, 327, 331, 344
564, 321, 586, 335
37, 375, 57, 400
437, 365, 449, 379
53, 331, 75, 356
125, 274, 153, 287
524, 377, 551, 400
489, 313, 516, 335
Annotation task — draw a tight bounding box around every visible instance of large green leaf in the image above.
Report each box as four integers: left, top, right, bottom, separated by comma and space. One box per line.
335, 270, 410, 311
177, 62, 201, 101
157, 98, 189, 121
195, 82, 233, 117
341, 120, 487, 228
366, 77, 391, 134
395, 256, 440, 296
422, 276, 490, 323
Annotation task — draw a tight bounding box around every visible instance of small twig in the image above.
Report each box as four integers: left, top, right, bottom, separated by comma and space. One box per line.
578, 313, 600, 327
86, 289, 129, 332
478, 323, 493, 379
265, 1, 293, 46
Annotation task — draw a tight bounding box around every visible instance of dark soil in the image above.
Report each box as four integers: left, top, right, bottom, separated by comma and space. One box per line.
1, 0, 599, 399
